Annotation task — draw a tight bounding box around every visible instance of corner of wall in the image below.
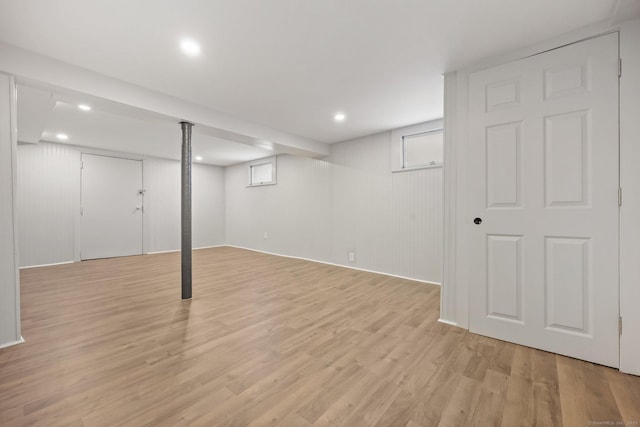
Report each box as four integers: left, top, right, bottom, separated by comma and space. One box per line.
441, 71, 458, 325
0, 73, 21, 346
619, 18, 640, 376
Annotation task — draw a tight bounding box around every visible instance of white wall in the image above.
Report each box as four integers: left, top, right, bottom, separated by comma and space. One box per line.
225, 155, 332, 262
225, 129, 444, 284
143, 158, 225, 253
330, 132, 443, 282
0, 74, 21, 348
17, 142, 225, 266
143, 158, 180, 253
193, 163, 225, 249
17, 142, 79, 266
619, 19, 640, 375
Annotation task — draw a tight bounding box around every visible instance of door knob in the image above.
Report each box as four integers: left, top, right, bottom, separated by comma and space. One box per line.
473, 217, 482, 225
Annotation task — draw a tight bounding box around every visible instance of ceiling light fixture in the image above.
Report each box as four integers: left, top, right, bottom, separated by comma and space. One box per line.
195, 156, 203, 161
334, 113, 346, 122
56, 133, 69, 141
78, 104, 91, 111
180, 38, 201, 57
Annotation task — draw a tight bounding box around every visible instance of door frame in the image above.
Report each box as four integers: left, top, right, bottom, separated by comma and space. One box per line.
439, 28, 635, 371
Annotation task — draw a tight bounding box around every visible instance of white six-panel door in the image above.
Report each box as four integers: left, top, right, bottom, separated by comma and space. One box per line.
468, 33, 619, 367
81, 154, 143, 260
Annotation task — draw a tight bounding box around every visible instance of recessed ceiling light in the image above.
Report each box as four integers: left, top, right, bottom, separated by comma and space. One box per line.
195, 156, 203, 161
180, 38, 201, 57
78, 104, 91, 111
56, 133, 69, 141
334, 113, 346, 122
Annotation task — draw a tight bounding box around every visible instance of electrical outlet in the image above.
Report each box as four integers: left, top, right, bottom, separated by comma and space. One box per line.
264, 232, 268, 239
348, 251, 355, 262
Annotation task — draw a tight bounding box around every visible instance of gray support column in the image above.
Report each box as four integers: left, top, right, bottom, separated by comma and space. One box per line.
180, 121, 193, 300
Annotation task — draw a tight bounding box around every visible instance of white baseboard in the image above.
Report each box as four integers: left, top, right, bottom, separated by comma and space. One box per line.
437, 318, 460, 328
146, 245, 224, 255
194, 245, 225, 250
146, 249, 179, 255
224, 245, 441, 286
19, 261, 74, 269
0, 336, 25, 350
18, 245, 440, 287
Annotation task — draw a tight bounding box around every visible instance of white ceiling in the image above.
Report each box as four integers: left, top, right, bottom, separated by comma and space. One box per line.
0, 0, 625, 146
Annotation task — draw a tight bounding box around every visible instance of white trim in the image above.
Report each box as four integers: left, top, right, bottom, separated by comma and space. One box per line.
445, 21, 615, 75
20, 245, 225, 261
194, 245, 225, 250
391, 164, 442, 173
450, 65, 472, 331
0, 336, 24, 350
9, 75, 21, 342
20, 260, 74, 269
16, 245, 438, 285
441, 72, 459, 325
618, 18, 640, 376
146, 249, 180, 255
224, 245, 441, 286
146, 245, 225, 255
73, 148, 82, 262
437, 318, 458, 327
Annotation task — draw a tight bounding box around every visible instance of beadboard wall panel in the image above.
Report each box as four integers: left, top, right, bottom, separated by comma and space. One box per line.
20, 133, 442, 282
17, 143, 225, 266
330, 132, 443, 283
225, 130, 444, 283
17, 142, 80, 267
387, 167, 443, 281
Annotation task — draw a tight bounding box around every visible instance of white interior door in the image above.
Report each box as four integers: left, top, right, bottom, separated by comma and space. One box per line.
468, 33, 619, 367
81, 154, 143, 260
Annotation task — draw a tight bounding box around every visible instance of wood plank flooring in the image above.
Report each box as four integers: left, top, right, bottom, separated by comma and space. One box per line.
1, 246, 639, 426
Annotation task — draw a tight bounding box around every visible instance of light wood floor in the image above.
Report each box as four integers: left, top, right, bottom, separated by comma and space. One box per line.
1, 247, 639, 426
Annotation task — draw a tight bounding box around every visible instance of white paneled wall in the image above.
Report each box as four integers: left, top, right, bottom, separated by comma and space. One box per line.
225, 155, 332, 261
193, 164, 225, 249
19, 132, 443, 282
17, 142, 225, 266
619, 19, 640, 375
0, 74, 21, 347
226, 130, 444, 284
143, 158, 180, 253
17, 142, 80, 266
331, 131, 442, 282
330, 133, 393, 275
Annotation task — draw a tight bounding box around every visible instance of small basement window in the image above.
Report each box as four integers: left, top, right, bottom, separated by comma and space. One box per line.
390, 119, 443, 172
402, 130, 443, 169
247, 156, 277, 186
